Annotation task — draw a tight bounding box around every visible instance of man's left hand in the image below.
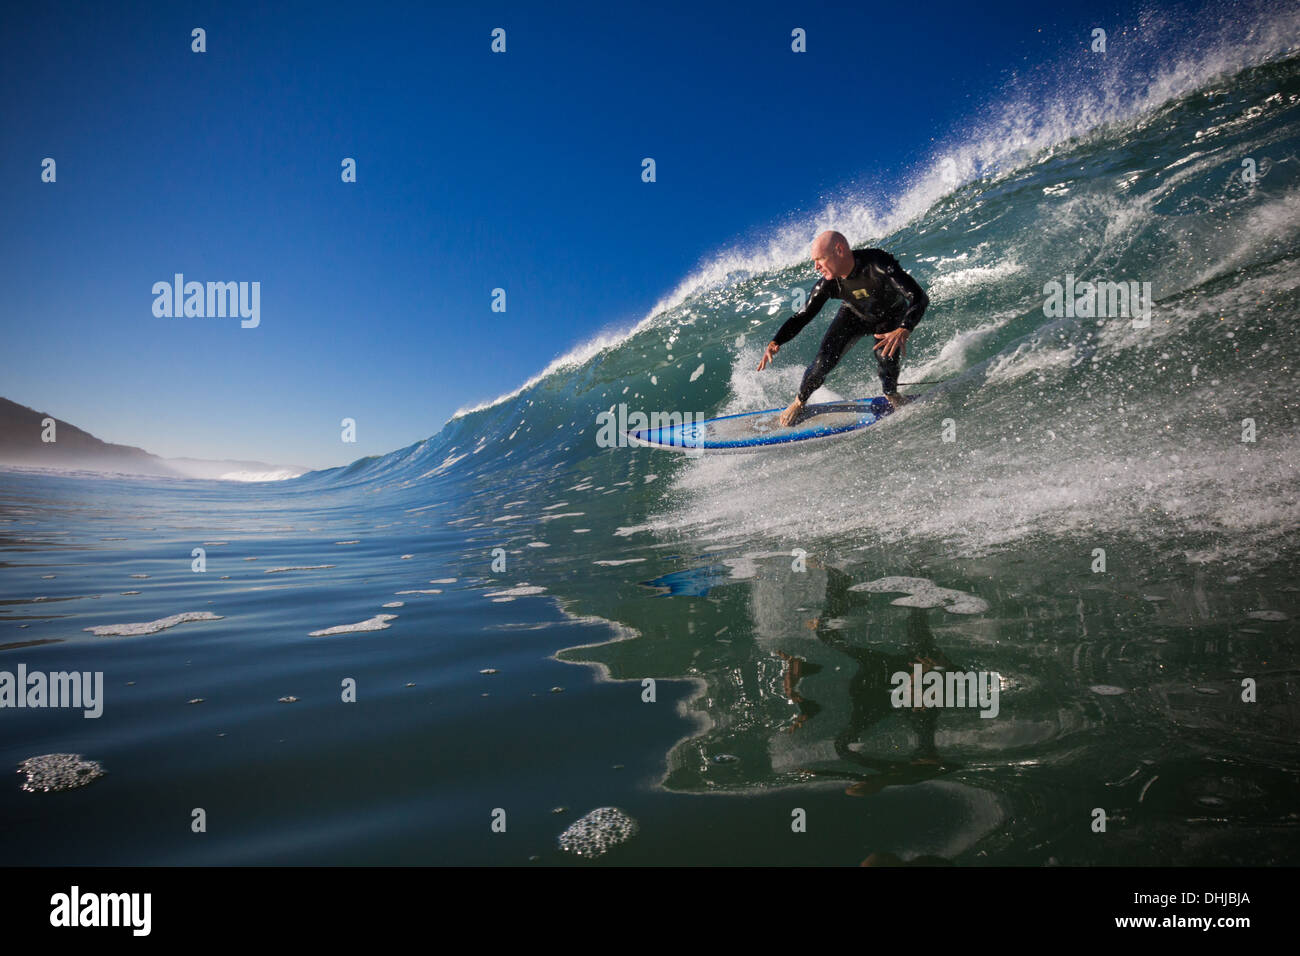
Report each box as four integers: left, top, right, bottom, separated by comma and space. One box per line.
873, 327, 910, 359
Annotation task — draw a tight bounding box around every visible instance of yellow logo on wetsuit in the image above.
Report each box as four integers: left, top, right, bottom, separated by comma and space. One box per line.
852, 289, 870, 299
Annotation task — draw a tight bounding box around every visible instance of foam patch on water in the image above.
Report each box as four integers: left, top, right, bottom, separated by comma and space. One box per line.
984, 336, 1080, 384
483, 584, 546, 600
849, 577, 990, 614
219, 469, 302, 482
309, 613, 398, 637
557, 807, 639, 859
18, 753, 106, 792
419, 452, 468, 479
927, 257, 1024, 297
84, 611, 223, 636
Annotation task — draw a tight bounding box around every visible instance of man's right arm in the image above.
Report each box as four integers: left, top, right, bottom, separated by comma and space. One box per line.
772, 278, 830, 346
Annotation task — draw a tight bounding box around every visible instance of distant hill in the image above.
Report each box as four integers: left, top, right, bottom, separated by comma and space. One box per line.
0, 397, 307, 481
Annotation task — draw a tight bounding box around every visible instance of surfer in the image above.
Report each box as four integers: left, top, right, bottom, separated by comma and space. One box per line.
757, 231, 929, 426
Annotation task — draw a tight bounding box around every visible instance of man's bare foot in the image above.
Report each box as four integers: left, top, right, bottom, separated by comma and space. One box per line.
885, 392, 910, 410
778, 398, 805, 426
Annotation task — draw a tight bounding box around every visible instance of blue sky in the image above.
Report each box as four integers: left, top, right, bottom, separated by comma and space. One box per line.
1, 0, 1190, 469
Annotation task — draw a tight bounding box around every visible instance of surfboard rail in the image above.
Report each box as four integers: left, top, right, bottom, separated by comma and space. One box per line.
624, 394, 914, 454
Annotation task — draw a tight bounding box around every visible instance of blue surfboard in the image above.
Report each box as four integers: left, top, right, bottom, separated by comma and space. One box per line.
625, 395, 910, 454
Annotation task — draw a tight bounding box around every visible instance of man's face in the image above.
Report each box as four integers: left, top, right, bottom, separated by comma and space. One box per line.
812, 243, 836, 278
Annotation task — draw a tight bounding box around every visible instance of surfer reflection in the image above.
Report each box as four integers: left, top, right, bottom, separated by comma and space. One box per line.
775, 569, 963, 795
775, 648, 822, 732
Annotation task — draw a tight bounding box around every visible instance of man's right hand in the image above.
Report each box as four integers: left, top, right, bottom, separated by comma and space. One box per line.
757, 341, 780, 371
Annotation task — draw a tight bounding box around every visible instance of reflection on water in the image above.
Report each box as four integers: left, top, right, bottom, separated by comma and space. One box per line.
560, 545, 1299, 864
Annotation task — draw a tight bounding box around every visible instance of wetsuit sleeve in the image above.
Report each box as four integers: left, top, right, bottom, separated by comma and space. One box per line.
771, 278, 831, 346
871, 250, 929, 331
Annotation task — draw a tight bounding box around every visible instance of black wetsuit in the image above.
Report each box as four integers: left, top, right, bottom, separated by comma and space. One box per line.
772, 248, 929, 403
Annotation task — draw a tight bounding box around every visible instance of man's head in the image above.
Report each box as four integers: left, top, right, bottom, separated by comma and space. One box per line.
811, 230, 855, 279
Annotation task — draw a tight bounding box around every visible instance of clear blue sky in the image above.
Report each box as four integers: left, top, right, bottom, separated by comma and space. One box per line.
2, 0, 1183, 469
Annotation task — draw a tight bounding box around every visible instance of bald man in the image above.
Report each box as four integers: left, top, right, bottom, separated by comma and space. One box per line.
757, 231, 929, 427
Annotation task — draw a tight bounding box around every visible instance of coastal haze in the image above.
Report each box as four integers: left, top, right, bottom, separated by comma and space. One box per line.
0, 397, 306, 481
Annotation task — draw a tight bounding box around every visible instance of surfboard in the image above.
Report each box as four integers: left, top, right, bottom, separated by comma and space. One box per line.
625, 395, 908, 454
